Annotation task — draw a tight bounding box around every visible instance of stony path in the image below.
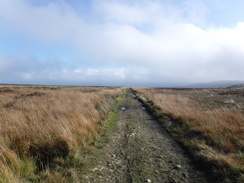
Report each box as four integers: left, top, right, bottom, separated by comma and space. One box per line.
84, 89, 208, 183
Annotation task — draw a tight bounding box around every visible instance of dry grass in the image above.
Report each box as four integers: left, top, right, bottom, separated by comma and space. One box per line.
0, 85, 121, 182
135, 88, 244, 182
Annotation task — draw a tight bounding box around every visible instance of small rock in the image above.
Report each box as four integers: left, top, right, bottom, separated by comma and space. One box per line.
173, 165, 181, 170
130, 132, 136, 137
121, 106, 126, 111
146, 179, 152, 182
224, 99, 235, 104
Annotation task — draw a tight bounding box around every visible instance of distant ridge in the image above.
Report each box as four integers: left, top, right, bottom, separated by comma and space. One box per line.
226, 84, 244, 89
186, 80, 244, 88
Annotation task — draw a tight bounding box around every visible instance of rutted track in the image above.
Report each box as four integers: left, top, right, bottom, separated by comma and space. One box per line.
84, 89, 208, 183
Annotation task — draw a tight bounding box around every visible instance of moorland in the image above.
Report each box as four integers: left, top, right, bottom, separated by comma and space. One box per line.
0, 85, 243, 182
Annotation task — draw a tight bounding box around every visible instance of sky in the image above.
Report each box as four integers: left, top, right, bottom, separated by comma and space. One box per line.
1, 0, 244, 86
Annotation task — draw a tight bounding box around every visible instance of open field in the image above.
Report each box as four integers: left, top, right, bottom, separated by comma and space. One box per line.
135, 87, 244, 182
0, 85, 243, 182
0, 85, 121, 182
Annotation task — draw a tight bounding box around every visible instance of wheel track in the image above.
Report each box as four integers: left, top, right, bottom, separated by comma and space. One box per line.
84, 89, 208, 183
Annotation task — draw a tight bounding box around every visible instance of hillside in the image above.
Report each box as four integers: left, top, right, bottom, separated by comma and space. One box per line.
226, 84, 244, 89
186, 80, 244, 88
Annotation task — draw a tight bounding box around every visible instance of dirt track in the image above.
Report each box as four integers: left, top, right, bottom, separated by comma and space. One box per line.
84, 89, 208, 183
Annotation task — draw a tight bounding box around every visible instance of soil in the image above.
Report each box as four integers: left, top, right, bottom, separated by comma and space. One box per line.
83, 89, 208, 183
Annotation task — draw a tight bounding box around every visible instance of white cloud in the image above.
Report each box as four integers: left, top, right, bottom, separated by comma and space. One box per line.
0, 0, 88, 42
180, 0, 208, 27
0, 0, 244, 85
95, 1, 163, 25
208, 22, 244, 50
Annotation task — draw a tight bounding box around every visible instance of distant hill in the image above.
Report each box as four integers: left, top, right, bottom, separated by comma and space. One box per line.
186, 80, 244, 88
226, 84, 244, 89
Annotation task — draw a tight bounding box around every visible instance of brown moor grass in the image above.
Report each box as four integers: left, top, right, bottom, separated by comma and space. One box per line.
0, 85, 121, 182
135, 88, 244, 182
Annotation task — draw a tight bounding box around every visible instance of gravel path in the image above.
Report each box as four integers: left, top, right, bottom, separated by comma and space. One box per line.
84, 89, 208, 183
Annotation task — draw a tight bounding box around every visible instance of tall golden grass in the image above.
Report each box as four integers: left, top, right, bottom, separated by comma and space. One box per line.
136, 88, 244, 182
0, 85, 121, 182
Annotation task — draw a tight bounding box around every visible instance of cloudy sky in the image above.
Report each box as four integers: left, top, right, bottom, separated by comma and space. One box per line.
1, 0, 244, 86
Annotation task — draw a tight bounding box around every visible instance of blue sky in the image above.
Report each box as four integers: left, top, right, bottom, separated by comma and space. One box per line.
1, 0, 244, 86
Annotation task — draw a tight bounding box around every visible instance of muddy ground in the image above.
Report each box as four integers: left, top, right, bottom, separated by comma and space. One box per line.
83, 89, 208, 183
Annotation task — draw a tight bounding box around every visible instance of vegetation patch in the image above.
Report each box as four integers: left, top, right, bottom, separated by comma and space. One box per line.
134, 88, 244, 183
0, 85, 122, 182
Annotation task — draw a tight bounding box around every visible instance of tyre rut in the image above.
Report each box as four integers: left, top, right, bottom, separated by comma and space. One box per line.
84, 89, 208, 183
